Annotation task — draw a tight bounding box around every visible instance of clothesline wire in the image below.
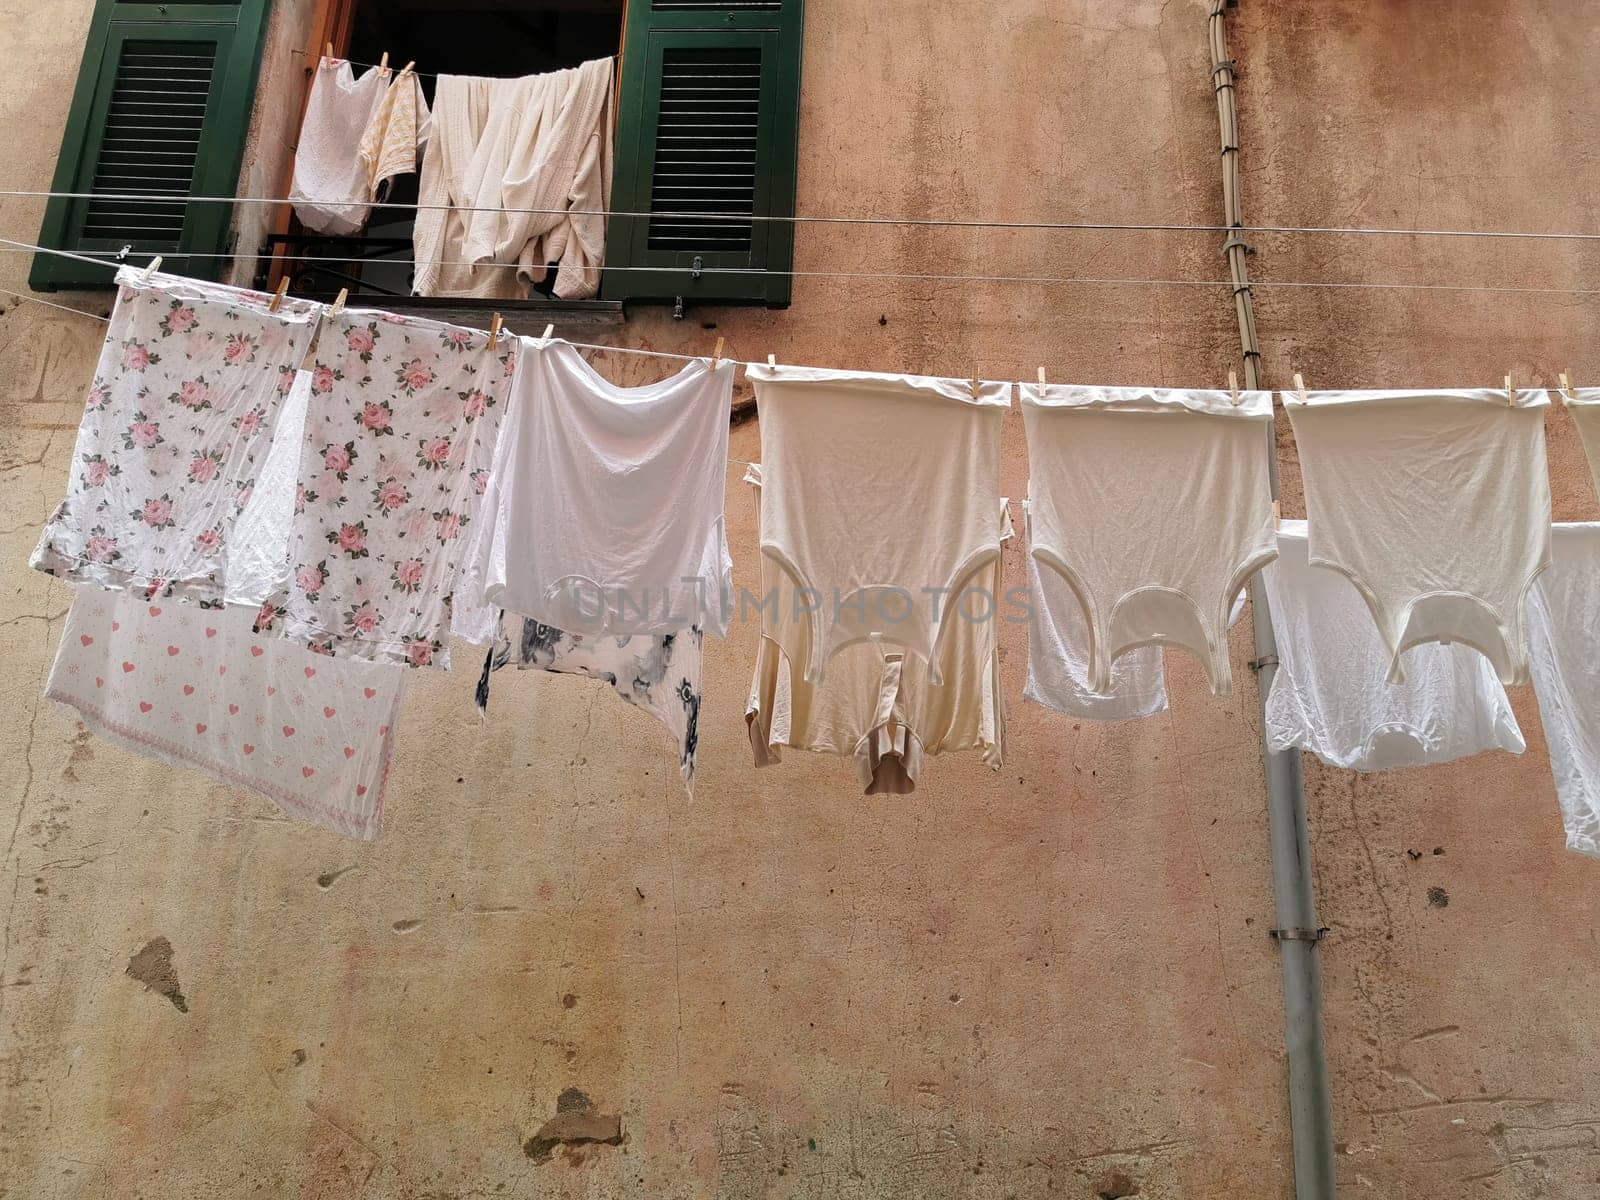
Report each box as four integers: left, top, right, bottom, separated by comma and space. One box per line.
1, 238, 1596, 298
1, 239, 1586, 433
0, 285, 109, 324
6, 186, 1600, 243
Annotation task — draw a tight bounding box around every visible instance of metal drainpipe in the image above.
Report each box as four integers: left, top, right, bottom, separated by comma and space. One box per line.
1206, 4, 1338, 1196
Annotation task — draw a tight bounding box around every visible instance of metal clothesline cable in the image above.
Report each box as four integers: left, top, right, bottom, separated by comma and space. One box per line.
0, 240, 1594, 298
0, 285, 109, 323
5, 186, 1600, 242
2, 237, 1586, 418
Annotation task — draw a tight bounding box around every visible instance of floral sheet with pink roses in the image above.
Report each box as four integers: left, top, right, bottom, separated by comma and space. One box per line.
264, 307, 516, 668
31, 269, 321, 603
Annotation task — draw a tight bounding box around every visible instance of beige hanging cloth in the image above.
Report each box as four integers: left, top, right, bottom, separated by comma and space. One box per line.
357, 67, 431, 200
412, 57, 614, 300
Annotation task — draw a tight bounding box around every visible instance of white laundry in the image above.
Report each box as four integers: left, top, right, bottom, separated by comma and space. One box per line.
1526, 523, 1600, 859
1022, 384, 1277, 697
357, 68, 431, 198
224, 369, 311, 608
744, 364, 1010, 688
1264, 521, 1524, 771
1286, 388, 1551, 686
1022, 502, 1166, 721
744, 466, 1008, 793
46, 587, 406, 840
413, 58, 613, 300
290, 59, 391, 235
475, 338, 734, 636
1564, 388, 1600, 504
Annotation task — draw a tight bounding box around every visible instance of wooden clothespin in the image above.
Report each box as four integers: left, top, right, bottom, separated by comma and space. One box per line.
1037, 366, 1047, 391
540, 323, 554, 347
325, 42, 334, 62
767, 353, 776, 368
1292, 372, 1307, 405
1228, 370, 1240, 406
1560, 371, 1576, 401
379, 52, 389, 72
141, 256, 162, 282
330, 287, 347, 316
401, 61, 416, 76
487, 312, 502, 350
268, 276, 289, 314
1272, 500, 1281, 531
711, 336, 725, 366
1504, 373, 1516, 408
970, 365, 981, 400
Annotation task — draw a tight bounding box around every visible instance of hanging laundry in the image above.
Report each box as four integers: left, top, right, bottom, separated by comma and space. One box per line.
1526, 523, 1600, 858
744, 468, 1008, 793
741, 366, 1009, 790
358, 67, 431, 200
264, 308, 515, 668
474, 338, 734, 636
413, 58, 613, 301
46, 587, 405, 840
1264, 521, 1523, 771
1286, 388, 1551, 686
32, 269, 319, 603
1022, 503, 1166, 721
476, 615, 703, 788
290, 58, 392, 235
1563, 388, 1600, 503
226, 369, 312, 607
1022, 385, 1276, 697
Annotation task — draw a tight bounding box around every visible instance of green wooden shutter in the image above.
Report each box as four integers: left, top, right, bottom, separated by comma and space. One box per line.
31, 0, 273, 291
602, 0, 804, 308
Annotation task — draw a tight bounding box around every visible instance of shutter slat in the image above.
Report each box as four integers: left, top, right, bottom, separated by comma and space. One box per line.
83, 36, 218, 248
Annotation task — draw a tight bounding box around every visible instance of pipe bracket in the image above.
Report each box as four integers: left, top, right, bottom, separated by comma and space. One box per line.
1270, 926, 1330, 943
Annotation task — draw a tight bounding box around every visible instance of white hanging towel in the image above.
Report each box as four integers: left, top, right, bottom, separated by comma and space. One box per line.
45, 587, 406, 840
474, 338, 734, 637
1022, 502, 1167, 721
290, 59, 391, 235
1285, 388, 1551, 686
1526, 523, 1600, 859
1021, 385, 1276, 698
357, 68, 432, 199
1264, 521, 1524, 771
413, 58, 614, 300
1564, 388, 1600, 504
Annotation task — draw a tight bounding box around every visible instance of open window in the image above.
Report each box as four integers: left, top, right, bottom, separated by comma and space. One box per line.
35, 0, 805, 310
264, 0, 627, 310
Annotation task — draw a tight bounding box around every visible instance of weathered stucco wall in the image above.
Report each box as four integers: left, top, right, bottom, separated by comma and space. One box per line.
0, 2, 1595, 1197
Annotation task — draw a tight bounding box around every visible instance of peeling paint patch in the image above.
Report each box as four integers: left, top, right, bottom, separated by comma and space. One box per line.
316, 866, 356, 890
523, 1087, 623, 1163
126, 936, 187, 1013
1096, 1170, 1141, 1198
1427, 886, 1450, 908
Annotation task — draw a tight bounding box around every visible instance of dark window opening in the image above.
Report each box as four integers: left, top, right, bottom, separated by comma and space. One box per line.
266, 0, 623, 307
